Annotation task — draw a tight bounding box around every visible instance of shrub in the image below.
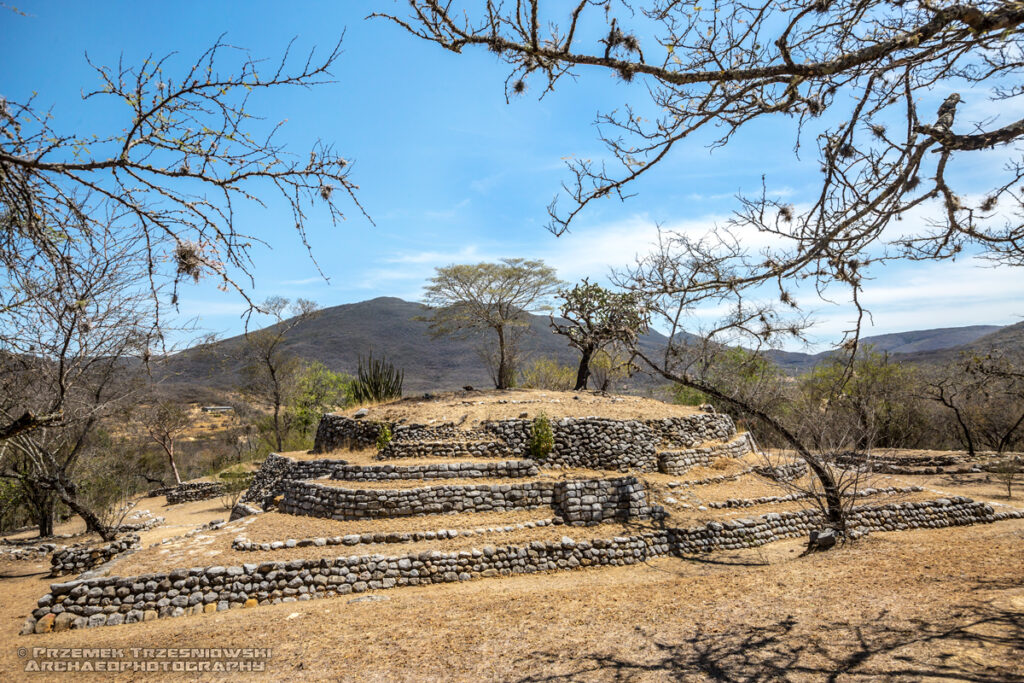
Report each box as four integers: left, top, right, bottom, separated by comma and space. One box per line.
351, 353, 404, 404
519, 357, 575, 391
376, 422, 393, 451
219, 469, 253, 511
529, 413, 554, 460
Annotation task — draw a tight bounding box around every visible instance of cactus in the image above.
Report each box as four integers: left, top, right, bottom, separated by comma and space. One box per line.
351, 352, 404, 404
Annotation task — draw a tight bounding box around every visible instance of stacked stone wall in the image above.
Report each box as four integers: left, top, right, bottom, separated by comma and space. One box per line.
658, 433, 755, 475
166, 482, 226, 505
242, 454, 347, 507
314, 413, 738, 472
278, 479, 559, 520
332, 460, 537, 481
552, 477, 659, 525
313, 416, 382, 452
49, 534, 140, 577
23, 498, 1017, 632
377, 440, 511, 460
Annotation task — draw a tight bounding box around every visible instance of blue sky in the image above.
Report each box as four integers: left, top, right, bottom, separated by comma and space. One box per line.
3, 1, 1022, 351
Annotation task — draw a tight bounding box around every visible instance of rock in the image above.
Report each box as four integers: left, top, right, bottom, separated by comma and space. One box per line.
348, 595, 390, 604
353, 409, 369, 419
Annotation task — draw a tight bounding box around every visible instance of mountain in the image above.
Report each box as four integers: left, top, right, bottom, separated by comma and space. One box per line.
156, 297, 670, 393
156, 297, 1014, 393
765, 324, 1006, 373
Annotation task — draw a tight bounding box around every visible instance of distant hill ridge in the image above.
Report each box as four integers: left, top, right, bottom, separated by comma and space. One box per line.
157, 296, 1011, 392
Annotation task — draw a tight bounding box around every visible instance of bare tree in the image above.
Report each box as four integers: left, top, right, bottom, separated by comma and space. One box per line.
140, 401, 191, 485
380, 1, 1024, 544
423, 259, 562, 389
1, 35, 369, 441
0, 239, 158, 541
241, 297, 319, 451
378, 3, 1024, 271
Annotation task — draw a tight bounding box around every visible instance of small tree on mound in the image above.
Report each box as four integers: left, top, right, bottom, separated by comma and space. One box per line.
551, 279, 648, 391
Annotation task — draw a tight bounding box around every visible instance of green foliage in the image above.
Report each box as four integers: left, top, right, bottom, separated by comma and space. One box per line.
800, 345, 923, 450
351, 353, 404, 404
519, 357, 575, 390
292, 361, 354, 435
218, 467, 254, 511
528, 413, 554, 460
375, 422, 393, 451
671, 383, 709, 406
423, 258, 563, 389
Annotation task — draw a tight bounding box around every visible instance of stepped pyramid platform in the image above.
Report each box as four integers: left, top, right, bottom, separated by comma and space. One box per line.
20, 390, 1023, 634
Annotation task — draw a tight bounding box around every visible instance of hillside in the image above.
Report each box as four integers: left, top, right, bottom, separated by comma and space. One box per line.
766, 323, 1007, 373
156, 297, 670, 393
155, 297, 1015, 394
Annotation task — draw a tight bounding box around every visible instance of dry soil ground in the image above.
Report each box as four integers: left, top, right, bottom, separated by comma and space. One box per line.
1, 517, 1021, 681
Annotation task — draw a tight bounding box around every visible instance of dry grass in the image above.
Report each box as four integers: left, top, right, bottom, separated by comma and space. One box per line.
241, 510, 557, 543
107, 516, 656, 577
2, 519, 1021, 681
334, 389, 700, 425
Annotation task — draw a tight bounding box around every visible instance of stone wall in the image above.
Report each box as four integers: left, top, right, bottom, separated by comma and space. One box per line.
49, 534, 140, 577
231, 517, 561, 551
552, 477, 660, 525
313, 416, 382, 452
313, 413, 739, 472
166, 482, 226, 505
332, 460, 538, 482
278, 479, 558, 520
645, 415, 738, 448
657, 433, 755, 475
377, 440, 512, 460
278, 476, 657, 524
23, 498, 1018, 633
0, 543, 62, 561
242, 454, 347, 508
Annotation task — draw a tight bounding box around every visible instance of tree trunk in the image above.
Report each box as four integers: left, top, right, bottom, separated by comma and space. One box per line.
997, 409, 1024, 454
951, 405, 976, 457
165, 443, 182, 485
273, 401, 283, 451
30, 495, 54, 538
46, 475, 117, 541
496, 326, 512, 390
574, 346, 595, 391
635, 350, 847, 537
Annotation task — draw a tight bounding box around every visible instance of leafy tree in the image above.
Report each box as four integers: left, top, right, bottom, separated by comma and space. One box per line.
292, 361, 354, 437
423, 258, 562, 389
551, 279, 648, 390
801, 347, 924, 452
241, 297, 319, 451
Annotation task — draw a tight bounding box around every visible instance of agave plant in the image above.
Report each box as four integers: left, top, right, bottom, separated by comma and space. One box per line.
351, 353, 404, 404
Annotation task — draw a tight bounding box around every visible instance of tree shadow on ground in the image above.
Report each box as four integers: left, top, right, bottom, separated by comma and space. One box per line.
515, 603, 1024, 682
